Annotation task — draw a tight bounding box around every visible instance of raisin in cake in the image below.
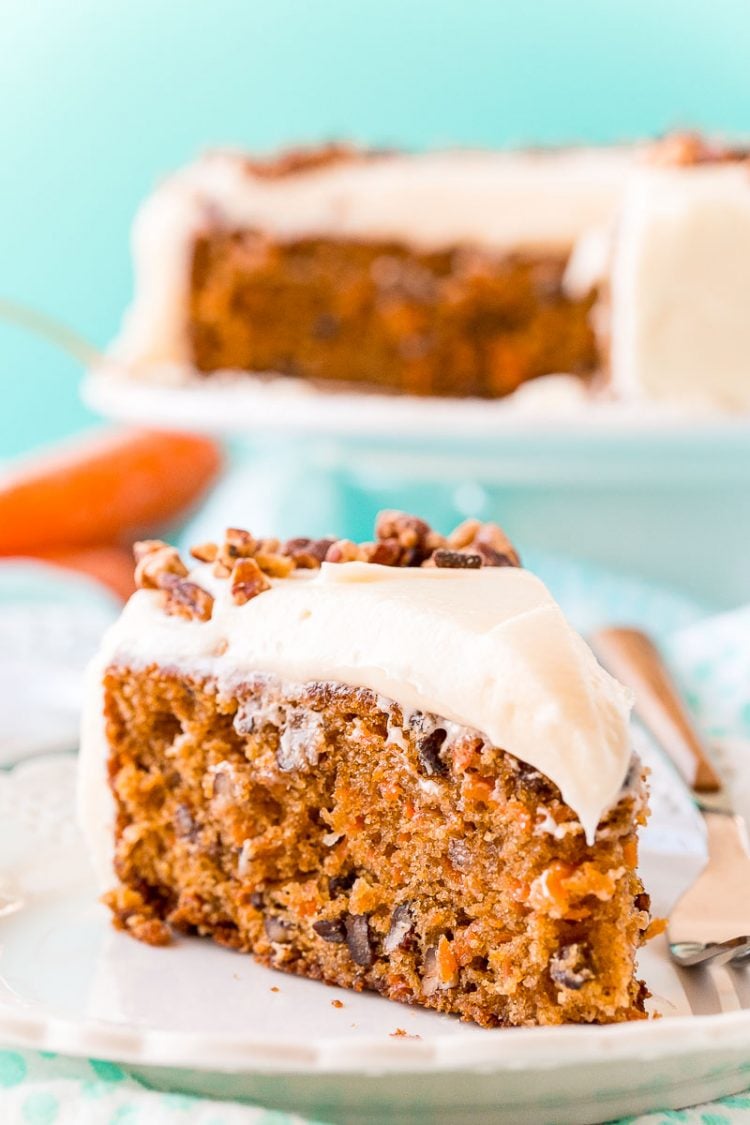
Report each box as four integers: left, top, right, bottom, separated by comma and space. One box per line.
78, 513, 653, 1027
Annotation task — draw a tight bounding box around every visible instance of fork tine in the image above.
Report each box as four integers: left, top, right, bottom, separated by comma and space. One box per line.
727, 966, 750, 1009
708, 962, 744, 1013
675, 964, 723, 1016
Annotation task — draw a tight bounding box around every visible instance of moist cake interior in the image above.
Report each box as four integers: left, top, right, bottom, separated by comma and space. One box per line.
104, 668, 649, 1027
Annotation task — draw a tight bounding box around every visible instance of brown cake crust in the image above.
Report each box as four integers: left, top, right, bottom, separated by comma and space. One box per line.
188, 232, 597, 399
103, 666, 650, 1028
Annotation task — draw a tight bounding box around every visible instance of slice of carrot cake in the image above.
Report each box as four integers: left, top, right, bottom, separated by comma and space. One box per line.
78, 512, 652, 1027
111, 145, 630, 398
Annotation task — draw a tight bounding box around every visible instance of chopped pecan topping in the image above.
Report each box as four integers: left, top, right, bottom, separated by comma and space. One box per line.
472, 522, 521, 567
447, 518, 482, 549
361, 539, 403, 566
374, 510, 442, 565
254, 552, 295, 578
282, 536, 335, 568
244, 142, 359, 181
325, 538, 365, 563
158, 573, 214, 622
376, 510, 429, 548
190, 541, 218, 563
133, 539, 169, 563
145, 509, 523, 624
231, 558, 271, 604
134, 540, 188, 589
225, 527, 257, 558
647, 131, 748, 168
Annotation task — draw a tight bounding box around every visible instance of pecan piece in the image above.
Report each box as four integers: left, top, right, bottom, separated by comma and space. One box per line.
224, 527, 256, 558
254, 552, 295, 578
264, 915, 294, 944
447, 518, 482, 550
158, 573, 214, 622
231, 558, 271, 604
313, 918, 347, 944
549, 943, 595, 991
325, 538, 365, 563
328, 871, 356, 898
422, 946, 439, 996
416, 728, 448, 776
190, 541, 218, 563
375, 510, 431, 549
475, 545, 517, 567
174, 803, 199, 840
282, 536, 333, 569
422, 936, 458, 994
133, 540, 188, 589
345, 913, 374, 967
375, 511, 441, 566
383, 903, 414, 954
361, 539, 403, 566
133, 539, 169, 563
473, 523, 521, 567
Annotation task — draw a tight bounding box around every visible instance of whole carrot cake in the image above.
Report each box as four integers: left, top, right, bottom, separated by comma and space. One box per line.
112, 145, 627, 399
79, 513, 653, 1027
105, 134, 750, 410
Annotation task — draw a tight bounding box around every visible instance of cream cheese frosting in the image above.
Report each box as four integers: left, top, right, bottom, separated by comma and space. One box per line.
78, 562, 633, 868
610, 161, 750, 410
113, 147, 633, 369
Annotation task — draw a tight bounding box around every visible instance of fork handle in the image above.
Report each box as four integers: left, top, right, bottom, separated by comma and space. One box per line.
590, 627, 722, 794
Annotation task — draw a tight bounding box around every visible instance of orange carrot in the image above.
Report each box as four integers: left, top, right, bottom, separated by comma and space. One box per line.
0, 428, 223, 555
436, 935, 459, 986
623, 838, 639, 868
25, 544, 137, 601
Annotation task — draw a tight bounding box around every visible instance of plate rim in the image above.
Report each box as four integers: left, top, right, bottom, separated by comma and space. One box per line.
1, 981, 750, 1076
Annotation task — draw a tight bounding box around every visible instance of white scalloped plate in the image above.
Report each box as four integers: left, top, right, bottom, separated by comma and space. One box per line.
1, 751, 749, 1123
82, 363, 750, 450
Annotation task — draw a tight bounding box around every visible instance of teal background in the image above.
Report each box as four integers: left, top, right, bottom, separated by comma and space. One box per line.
3, 0, 750, 456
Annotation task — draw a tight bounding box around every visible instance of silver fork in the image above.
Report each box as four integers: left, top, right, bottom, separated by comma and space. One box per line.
591, 627, 750, 997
